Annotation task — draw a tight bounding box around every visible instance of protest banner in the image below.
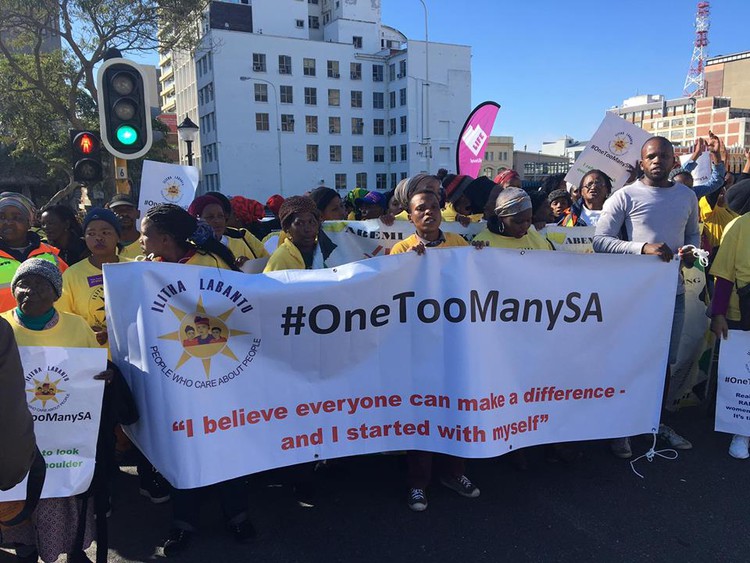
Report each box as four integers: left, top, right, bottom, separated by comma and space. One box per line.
0, 347, 106, 502
138, 160, 199, 216
679, 151, 711, 185
263, 220, 486, 264
565, 113, 651, 191
543, 226, 595, 253
456, 101, 501, 178
716, 330, 750, 435
105, 250, 677, 489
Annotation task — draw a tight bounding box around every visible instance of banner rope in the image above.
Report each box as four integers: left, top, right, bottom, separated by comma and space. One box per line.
681, 245, 710, 268
629, 431, 679, 478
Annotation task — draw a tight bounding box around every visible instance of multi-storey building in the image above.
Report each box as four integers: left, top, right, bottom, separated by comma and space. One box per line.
159, 0, 471, 201
479, 136, 513, 179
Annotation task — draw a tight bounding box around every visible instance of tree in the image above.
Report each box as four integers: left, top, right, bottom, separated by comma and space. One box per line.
0, 0, 206, 203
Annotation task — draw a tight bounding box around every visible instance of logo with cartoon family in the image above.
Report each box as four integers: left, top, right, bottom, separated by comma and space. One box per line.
157, 294, 258, 380
161, 175, 186, 204
25, 368, 71, 412
608, 132, 634, 156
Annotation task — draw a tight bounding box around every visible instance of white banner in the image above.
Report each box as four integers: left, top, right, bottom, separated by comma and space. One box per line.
543, 226, 596, 253
679, 151, 711, 185
138, 160, 199, 216
0, 347, 106, 501
105, 252, 677, 489
565, 113, 652, 191
716, 330, 750, 435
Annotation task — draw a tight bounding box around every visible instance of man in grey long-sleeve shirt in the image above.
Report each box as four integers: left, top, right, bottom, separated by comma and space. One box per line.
593, 136, 699, 458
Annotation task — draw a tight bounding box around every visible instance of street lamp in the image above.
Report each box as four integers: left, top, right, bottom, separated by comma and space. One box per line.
240, 75, 284, 195
419, 0, 431, 172
177, 116, 199, 166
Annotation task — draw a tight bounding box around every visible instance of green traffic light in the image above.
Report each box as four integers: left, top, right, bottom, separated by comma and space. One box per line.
116, 125, 138, 145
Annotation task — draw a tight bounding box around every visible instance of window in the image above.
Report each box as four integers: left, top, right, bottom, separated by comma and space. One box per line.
373, 118, 384, 135
256, 113, 269, 131
376, 174, 387, 190
304, 87, 317, 105
401, 172, 408, 180
280, 85, 293, 103
374, 146, 385, 163
671, 118, 684, 127
372, 64, 384, 82
486, 151, 494, 161
296, 19, 304, 28
328, 88, 340, 106
400, 115, 407, 133
308, 15, 320, 29
373, 92, 384, 109
254, 83, 268, 102
335, 173, 347, 190
351, 117, 364, 135
330, 145, 342, 162
305, 115, 318, 133
400, 144, 407, 161
352, 146, 363, 163
308, 0, 319, 4
390, 146, 397, 162
350, 63, 361, 80
281, 114, 295, 132
389, 91, 396, 108
351, 90, 362, 108
252, 53, 266, 72
389, 118, 396, 135
389, 64, 396, 81
279, 55, 292, 74
390, 173, 397, 188
356, 172, 367, 189
303, 58, 316, 76
400, 88, 406, 106
399, 60, 406, 77
307, 145, 318, 161
327, 60, 340, 78
329, 116, 340, 134
353, 36, 363, 49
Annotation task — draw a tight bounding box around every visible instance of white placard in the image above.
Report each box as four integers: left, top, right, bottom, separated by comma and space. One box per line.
138, 160, 199, 216
716, 330, 750, 435
679, 151, 711, 186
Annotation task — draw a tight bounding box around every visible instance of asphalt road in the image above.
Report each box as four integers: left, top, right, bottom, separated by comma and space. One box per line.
2, 407, 748, 562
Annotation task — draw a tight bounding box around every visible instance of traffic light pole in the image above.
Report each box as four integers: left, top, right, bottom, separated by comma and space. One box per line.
114, 156, 129, 194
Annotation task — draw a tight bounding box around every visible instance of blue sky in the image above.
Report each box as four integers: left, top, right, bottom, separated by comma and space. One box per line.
382, 0, 750, 151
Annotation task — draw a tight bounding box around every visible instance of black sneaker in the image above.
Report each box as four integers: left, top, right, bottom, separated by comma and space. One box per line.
408, 488, 428, 512
139, 472, 171, 504
163, 528, 194, 557
228, 519, 257, 543
440, 475, 480, 498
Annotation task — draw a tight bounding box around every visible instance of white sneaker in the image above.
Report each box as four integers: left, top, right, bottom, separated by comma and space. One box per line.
658, 424, 692, 450
729, 435, 750, 459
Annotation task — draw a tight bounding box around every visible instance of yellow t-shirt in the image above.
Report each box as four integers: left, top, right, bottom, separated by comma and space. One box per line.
57, 258, 131, 342
1, 310, 99, 348
394, 210, 410, 221
441, 203, 483, 223
699, 197, 738, 250
184, 251, 232, 270
710, 214, 750, 323
225, 230, 269, 260
118, 239, 142, 260
390, 232, 468, 254
264, 238, 306, 272
473, 226, 553, 250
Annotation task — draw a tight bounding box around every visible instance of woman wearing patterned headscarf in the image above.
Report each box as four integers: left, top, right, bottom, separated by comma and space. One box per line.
0, 192, 68, 312
474, 187, 553, 250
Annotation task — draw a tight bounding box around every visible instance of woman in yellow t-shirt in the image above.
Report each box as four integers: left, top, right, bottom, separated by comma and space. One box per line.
264, 196, 326, 271
187, 195, 268, 270
1, 258, 109, 562
140, 204, 239, 271
473, 187, 553, 251
710, 180, 750, 460
57, 208, 129, 349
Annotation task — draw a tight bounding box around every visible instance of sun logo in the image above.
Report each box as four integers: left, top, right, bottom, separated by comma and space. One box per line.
158, 296, 250, 377
161, 182, 183, 203
26, 374, 66, 408
608, 133, 633, 156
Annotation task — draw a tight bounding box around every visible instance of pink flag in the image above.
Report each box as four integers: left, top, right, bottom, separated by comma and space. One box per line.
456, 101, 501, 177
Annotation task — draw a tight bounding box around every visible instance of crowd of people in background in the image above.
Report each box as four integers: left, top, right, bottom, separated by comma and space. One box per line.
1, 133, 749, 561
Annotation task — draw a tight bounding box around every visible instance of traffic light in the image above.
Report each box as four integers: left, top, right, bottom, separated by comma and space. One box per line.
69, 130, 103, 183
97, 57, 153, 160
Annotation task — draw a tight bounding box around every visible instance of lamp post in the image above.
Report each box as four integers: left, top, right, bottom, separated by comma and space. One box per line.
419, 0, 431, 172
177, 116, 199, 166
240, 75, 283, 195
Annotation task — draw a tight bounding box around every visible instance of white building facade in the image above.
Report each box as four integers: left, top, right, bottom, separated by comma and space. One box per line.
161, 0, 471, 201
